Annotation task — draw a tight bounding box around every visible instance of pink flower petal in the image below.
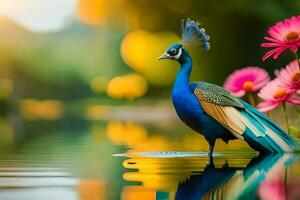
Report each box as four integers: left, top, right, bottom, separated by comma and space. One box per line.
289, 45, 298, 52
257, 101, 281, 112
262, 47, 282, 61
272, 47, 286, 59
263, 37, 284, 43
258, 79, 289, 102
287, 94, 300, 105
276, 60, 300, 90
261, 43, 282, 47
231, 90, 245, 97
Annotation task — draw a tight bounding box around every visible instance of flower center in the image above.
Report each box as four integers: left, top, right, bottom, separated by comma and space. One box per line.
284, 32, 300, 42
242, 81, 254, 91
291, 72, 300, 82
273, 89, 287, 99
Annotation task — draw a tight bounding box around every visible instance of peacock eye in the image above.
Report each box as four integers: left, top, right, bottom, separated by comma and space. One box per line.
169, 48, 177, 55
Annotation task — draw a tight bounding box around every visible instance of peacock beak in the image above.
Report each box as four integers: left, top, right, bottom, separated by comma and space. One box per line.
158, 52, 169, 60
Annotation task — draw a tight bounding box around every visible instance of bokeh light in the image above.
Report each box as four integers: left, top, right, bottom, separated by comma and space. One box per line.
86, 105, 108, 120
19, 99, 64, 120
77, 0, 108, 26
106, 122, 148, 145
106, 73, 148, 99
77, 179, 107, 200
121, 31, 180, 86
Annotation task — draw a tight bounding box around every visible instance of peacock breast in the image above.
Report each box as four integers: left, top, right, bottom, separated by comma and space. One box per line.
172, 89, 203, 131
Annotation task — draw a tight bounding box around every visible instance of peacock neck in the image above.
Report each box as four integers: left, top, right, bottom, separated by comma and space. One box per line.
174, 50, 192, 91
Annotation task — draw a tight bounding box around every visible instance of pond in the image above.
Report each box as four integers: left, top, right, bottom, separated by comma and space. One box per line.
0, 117, 299, 200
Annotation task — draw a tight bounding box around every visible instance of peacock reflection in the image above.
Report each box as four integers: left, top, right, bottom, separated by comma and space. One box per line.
122, 153, 296, 200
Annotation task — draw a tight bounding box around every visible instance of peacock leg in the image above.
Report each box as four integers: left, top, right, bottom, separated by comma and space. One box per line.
208, 140, 215, 165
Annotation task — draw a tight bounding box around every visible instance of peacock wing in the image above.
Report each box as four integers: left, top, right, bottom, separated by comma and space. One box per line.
191, 82, 244, 108
191, 82, 263, 139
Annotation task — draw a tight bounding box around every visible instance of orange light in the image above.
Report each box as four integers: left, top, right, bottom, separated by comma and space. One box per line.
19, 99, 64, 120
77, 0, 108, 26
121, 186, 155, 200
77, 179, 107, 200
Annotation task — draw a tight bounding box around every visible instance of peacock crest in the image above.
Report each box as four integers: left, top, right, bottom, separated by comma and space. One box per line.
181, 19, 210, 52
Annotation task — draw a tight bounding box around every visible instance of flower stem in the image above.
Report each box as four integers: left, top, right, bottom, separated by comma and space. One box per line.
285, 167, 288, 200
282, 102, 290, 134
294, 52, 300, 67
246, 92, 256, 106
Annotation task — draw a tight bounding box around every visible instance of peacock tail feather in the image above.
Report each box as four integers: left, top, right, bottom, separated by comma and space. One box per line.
239, 100, 297, 153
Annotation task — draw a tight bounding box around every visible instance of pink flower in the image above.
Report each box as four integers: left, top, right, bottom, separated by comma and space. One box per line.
261, 16, 300, 61
275, 60, 300, 90
258, 177, 286, 200
224, 66, 270, 97
257, 80, 300, 112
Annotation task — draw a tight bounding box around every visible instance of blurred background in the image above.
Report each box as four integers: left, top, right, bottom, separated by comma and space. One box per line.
0, 0, 300, 117
0, 0, 300, 200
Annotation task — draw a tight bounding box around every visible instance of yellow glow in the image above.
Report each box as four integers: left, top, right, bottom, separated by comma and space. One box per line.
77, 0, 108, 26
126, 135, 170, 152
121, 31, 180, 86
106, 122, 148, 145
122, 74, 148, 99
122, 155, 254, 191
121, 31, 155, 71
106, 73, 148, 99
19, 99, 64, 120
77, 0, 127, 27
124, 131, 252, 153
109, 122, 253, 153
106, 76, 125, 99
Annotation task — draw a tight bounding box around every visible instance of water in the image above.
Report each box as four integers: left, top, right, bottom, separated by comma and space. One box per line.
0, 118, 299, 200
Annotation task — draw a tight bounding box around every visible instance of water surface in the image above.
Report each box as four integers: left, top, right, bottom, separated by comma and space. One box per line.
0, 118, 299, 200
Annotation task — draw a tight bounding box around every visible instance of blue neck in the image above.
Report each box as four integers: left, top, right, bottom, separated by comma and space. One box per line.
174, 49, 192, 91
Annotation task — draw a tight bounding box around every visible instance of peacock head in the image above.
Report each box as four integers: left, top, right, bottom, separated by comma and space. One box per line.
158, 44, 183, 61
158, 19, 210, 63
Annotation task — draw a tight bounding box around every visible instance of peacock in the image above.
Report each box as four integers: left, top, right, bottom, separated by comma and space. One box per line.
158, 19, 297, 156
